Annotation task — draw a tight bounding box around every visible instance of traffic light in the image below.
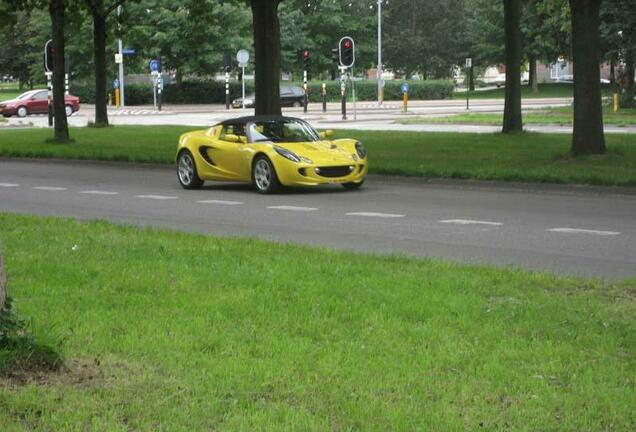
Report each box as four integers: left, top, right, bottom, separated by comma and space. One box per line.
44, 40, 54, 72
339, 36, 355, 68
223, 51, 232, 73
302, 50, 311, 71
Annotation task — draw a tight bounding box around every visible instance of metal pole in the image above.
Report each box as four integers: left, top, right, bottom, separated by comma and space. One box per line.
466, 68, 470, 110
118, 6, 125, 108
322, 83, 326, 112
157, 75, 162, 111
341, 67, 347, 120
46, 72, 53, 127
225, 71, 230, 110
64, 73, 69, 95
153, 74, 157, 109
377, 0, 382, 106
303, 70, 308, 113
241, 65, 245, 111
352, 67, 356, 120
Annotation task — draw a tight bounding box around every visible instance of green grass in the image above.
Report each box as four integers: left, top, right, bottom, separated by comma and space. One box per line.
2, 125, 636, 187
0, 84, 23, 102
0, 213, 634, 430
453, 83, 615, 99
401, 106, 636, 127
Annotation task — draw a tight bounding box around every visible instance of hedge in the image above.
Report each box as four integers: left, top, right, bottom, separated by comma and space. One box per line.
71, 79, 453, 105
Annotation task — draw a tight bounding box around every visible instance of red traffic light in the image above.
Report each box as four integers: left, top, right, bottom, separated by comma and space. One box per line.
344, 40, 352, 49
303, 50, 311, 58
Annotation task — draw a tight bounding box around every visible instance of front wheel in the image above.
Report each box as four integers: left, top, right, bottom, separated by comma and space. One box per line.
177, 150, 203, 189
252, 156, 281, 194
65, 105, 73, 116
342, 180, 364, 190
16, 106, 28, 118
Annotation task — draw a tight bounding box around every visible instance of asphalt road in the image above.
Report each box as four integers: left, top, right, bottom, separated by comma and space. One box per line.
1, 159, 635, 280
12, 98, 623, 135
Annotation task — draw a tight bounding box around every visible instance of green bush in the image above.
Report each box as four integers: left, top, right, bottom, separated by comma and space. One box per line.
71, 79, 454, 105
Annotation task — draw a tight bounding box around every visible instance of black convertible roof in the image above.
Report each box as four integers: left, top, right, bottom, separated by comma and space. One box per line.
216, 115, 302, 126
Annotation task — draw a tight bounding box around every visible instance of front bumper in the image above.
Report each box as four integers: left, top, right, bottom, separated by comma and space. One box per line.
0, 106, 16, 116
275, 158, 368, 186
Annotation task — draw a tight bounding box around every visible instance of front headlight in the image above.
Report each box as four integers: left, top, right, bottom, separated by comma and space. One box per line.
355, 141, 366, 159
274, 146, 301, 163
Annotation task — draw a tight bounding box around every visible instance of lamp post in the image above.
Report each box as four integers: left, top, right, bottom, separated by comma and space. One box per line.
117, 5, 125, 108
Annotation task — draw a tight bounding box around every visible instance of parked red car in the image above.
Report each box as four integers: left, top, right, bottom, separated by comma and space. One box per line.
0, 89, 80, 118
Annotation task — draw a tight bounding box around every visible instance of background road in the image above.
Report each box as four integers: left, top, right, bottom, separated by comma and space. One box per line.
1, 159, 634, 280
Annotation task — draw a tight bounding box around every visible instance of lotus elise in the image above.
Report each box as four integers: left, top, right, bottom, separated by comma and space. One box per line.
176, 116, 368, 193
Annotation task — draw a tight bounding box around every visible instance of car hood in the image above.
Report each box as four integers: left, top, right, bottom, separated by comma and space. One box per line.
0, 99, 18, 106
275, 141, 355, 164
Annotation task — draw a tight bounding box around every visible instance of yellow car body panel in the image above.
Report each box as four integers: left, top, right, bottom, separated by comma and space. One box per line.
176, 123, 368, 187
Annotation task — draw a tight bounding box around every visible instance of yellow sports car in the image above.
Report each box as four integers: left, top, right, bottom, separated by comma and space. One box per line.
176, 115, 368, 193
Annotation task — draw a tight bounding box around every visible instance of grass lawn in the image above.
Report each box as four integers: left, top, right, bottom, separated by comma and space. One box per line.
401, 106, 636, 127
453, 83, 614, 99
1, 213, 634, 430
2, 126, 636, 186
0, 84, 23, 102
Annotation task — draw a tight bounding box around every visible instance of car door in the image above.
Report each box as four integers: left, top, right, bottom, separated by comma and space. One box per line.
29, 91, 49, 114
206, 124, 252, 180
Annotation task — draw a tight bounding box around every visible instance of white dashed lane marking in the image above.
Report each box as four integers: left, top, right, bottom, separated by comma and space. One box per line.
80, 190, 120, 195
135, 194, 178, 200
439, 219, 503, 226
0, 183, 19, 187
268, 205, 318, 212
547, 228, 621, 236
198, 199, 244, 205
346, 212, 405, 218
33, 186, 68, 191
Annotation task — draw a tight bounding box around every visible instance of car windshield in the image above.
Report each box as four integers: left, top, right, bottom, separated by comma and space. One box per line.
248, 119, 320, 143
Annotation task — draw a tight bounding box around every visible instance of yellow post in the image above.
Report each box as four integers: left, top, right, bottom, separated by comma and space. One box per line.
403, 92, 408, 112
614, 93, 620, 112
115, 88, 120, 107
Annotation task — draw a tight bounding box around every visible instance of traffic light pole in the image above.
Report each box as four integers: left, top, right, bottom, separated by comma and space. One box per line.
322, 83, 327, 113
225, 71, 230, 110
340, 66, 347, 120
46, 72, 53, 127
117, 6, 125, 108
303, 70, 308, 113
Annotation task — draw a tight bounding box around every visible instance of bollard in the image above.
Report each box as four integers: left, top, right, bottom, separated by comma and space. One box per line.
322, 83, 327, 113
402, 92, 408, 112
614, 93, 620, 112
115, 88, 120, 107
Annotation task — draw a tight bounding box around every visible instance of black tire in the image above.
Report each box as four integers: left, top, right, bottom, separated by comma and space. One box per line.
252, 155, 281, 194
177, 150, 204, 189
342, 180, 364, 190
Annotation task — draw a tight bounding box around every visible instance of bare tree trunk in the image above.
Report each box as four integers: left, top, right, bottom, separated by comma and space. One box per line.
569, 0, 605, 155
251, 0, 282, 116
529, 55, 539, 93
50, 0, 69, 142
92, 1, 109, 127
502, 0, 523, 133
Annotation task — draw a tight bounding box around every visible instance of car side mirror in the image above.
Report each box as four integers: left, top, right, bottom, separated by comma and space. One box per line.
319, 130, 334, 139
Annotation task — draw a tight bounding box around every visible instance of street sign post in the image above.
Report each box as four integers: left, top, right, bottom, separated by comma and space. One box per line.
237, 49, 249, 110
149, 59, 159, 73
401, 82, 409, 112
465, 57, 472, 110
43, 40, 53, 127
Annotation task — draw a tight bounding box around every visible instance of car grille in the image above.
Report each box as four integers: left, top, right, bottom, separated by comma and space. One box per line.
315, 166, 355, 178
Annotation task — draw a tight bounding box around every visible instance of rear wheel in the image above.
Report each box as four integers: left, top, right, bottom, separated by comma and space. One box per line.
177, 150, 203, 189
65, 105, 73, 116
16, 106, 28, 118
252, 155, 281, 194
342, 180, 364, 190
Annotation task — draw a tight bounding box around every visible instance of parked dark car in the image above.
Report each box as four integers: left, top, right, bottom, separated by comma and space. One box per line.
0, 89, 80, 118
232, 85, 305, 109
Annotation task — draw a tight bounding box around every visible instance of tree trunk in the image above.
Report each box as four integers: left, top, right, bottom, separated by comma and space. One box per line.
529, 55, 538, 93
251, 0, 282, 116
502, 0, 523, 133
624, 49, 635, 107
50, 0, 70, 142
92, 2, 109, 127
0, 241, 6, 311
569, 0, 605, 155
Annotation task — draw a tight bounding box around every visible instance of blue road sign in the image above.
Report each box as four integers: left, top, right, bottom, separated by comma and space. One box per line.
401, 82, 410, 93
149, 60, 159, 72
113, 78, 120, 89
122, 48, 135, 56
